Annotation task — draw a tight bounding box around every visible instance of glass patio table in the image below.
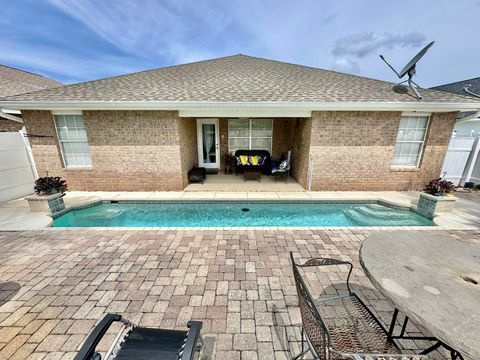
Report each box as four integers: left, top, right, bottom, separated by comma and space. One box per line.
360, 231, 480, 360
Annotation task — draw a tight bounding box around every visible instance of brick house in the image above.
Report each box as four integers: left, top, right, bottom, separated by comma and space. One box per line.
0, 64, 62, 131
0, 55, 479, 191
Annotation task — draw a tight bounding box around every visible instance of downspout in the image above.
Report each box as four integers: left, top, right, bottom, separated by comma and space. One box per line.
307, 153, 314, 191
0, 108, 23, 123
21, 128, 39, 179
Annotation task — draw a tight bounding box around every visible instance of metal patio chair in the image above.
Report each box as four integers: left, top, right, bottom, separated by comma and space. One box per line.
290, 252, 428, 360
73, 314, 202, 360
272, 149, 291, 183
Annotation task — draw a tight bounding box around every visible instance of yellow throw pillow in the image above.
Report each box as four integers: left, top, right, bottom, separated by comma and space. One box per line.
240, 155, 249, 165
249, 156, 259, 166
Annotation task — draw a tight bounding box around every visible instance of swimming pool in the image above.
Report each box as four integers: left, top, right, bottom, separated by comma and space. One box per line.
52, 201, 433, 227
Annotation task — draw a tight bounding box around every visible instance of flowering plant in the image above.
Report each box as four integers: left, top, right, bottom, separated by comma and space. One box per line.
423, 178, 456, 196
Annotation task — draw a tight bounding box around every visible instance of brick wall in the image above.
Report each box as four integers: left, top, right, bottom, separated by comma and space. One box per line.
290, 118, 312, 188
22, 110, 456, 192
0, 119, 23, 132
219, 119, 229, 170
272, 118, 294, 160
177, 118, 197, 187
308, 111, 456, 191
22, 110, 185, 191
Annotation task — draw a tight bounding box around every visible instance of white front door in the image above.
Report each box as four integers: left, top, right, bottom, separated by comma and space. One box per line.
197, 118, 220, 169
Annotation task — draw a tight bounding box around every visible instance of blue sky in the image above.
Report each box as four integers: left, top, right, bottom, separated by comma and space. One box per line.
1, 0, 479, 86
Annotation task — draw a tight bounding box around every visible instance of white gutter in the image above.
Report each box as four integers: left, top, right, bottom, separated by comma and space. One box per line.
0, 100, 479, 112
0, 109, 23, 123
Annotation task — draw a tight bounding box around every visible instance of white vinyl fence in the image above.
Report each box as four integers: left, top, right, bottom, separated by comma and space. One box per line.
0, 131, 37, 203
441, 137, 476, 185
464, 137, 480, 184
469, 154, 480, 183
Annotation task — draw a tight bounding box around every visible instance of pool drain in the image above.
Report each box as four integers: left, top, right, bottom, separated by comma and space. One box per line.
241, 208, 250, 212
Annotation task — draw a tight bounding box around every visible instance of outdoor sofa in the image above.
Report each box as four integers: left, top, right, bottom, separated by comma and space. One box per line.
234, 149, 271, 175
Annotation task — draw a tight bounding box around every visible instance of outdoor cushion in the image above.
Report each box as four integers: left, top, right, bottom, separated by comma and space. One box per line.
279, 160, 287, 169
249, 156, 259, 166
239, 155, 249, 166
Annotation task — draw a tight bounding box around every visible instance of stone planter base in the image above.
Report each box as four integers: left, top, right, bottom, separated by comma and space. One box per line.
417, 192, 456, 218
26, 193, 65, 215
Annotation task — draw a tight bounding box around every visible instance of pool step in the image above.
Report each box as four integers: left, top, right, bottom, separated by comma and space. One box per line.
355, 205, 410, 220
75, 209, 125, 223
365, 203, 390, 211
343, 209, 373, 226
344, 208, 416, 226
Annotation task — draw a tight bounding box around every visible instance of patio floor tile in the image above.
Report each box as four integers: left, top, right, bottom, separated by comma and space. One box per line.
0, 228, 478, 359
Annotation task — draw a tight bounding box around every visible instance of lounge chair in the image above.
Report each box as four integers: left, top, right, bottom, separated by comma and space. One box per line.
289, 252, 427, 360
73, 314, 202, 360
272, 149, 291, 183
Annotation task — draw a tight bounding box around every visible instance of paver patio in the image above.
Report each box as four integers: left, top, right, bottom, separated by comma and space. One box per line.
0, 228, 478, 359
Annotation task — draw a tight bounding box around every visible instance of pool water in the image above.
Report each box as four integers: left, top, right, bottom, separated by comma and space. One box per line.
53, 202, 433, 227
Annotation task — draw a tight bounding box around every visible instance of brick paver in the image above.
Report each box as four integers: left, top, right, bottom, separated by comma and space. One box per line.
0, 229, 478, 359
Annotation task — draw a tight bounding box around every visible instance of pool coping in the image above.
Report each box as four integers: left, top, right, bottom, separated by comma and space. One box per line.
49, 198, 440, 229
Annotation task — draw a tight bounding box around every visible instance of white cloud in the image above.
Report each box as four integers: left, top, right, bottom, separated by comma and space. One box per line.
46, 0, 229, 64
0, 40, 142, 83
333, 31, 427, 58
330, 31, 427, 75
332, 58, 360, 75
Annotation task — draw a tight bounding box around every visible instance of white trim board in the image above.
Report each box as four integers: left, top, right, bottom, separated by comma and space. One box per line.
1, 100, 479, 113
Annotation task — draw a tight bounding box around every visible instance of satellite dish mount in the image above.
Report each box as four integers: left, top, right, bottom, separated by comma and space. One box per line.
380, 41, 434, 100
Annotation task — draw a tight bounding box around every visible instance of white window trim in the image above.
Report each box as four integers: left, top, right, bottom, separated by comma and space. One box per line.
228, 118, 273, 153
52, 112, 93, 169
391, 113, 430, 168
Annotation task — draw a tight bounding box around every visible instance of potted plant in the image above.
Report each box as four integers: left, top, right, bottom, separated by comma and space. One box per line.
417, 178, 456, 218
26, 174, 68, 214
34, 176, 68, 195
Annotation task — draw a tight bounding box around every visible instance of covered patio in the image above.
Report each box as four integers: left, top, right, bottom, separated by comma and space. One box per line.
180, 117, 312, 190
184, 172, 304, 192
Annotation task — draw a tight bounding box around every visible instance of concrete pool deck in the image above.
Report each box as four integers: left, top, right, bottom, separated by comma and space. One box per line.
0, 191, 479, 230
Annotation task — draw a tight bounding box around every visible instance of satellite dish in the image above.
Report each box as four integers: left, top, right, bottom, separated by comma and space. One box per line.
380, 41, 435, 100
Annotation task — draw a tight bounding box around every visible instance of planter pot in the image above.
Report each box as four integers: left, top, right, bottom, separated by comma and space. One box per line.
26, 192, 65, 215
417, 192, 456, 218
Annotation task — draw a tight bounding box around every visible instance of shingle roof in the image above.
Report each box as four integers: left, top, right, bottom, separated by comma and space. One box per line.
430, 77, 480, 98
0, 65, 62, 98
1, 55, 479, 104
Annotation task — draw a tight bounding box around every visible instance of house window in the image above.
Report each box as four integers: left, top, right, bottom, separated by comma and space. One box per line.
53, 114, 92, 167
228, 118, 273, 153
391, 114, 429, 167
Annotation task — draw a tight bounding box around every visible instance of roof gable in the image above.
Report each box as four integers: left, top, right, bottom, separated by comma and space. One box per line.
431, 77, 480, 97
0, 65, 62, 98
